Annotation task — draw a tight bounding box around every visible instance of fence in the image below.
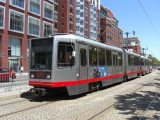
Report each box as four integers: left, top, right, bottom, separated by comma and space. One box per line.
0, 72, 30, 95
0, 73, 12, 82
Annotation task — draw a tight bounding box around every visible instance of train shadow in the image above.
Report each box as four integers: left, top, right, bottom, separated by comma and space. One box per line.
114, 79, 160, 120
19, 77, 138, 102
20, 90, 88, 102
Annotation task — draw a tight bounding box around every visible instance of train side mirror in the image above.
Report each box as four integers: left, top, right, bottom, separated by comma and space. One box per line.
72, 51, 76, 57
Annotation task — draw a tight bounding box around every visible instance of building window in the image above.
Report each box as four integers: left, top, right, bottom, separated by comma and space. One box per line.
61, 14, 64, 18
70, 0, 73, 6
70, 23, 73, 30
80, 12, 83, 17
10, 0, 24, 9
54, 13, 58, 20
76, 26, 80, 31
8, 38, 21, 56
80, 20, 83, 25
10, 10, 24, 32
54, 22, 57, 29
54, 0, 58, 3
43, 22, 53, 37
80, 28, 83, 33
76, 18, 80, 23
70, 7, 73, 14
44, 2, 53, 20
76, 10, 80, 15
28, 16, 40, 36
62, 5, 64, 9
54, 4, 58, 12
0, 7, 4, 28
29, 0, 40, 15
0, 0, 5, 3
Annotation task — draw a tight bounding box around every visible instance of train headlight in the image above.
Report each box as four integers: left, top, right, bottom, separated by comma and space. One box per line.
30, 73, 34, 78
47, 74, 51, 79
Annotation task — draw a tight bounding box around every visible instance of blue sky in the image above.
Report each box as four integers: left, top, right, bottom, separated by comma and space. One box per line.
101, 0, 160, 60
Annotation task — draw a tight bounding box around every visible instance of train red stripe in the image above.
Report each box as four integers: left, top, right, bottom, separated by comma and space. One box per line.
29, 73, 124, 87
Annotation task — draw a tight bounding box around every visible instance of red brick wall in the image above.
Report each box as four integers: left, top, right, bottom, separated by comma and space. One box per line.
58, 0, 70, 33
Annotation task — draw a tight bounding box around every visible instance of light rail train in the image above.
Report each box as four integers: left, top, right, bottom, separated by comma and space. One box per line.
28, 34, 152, 96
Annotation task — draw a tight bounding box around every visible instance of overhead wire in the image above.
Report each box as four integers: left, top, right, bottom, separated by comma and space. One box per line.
137, 0, 160, 40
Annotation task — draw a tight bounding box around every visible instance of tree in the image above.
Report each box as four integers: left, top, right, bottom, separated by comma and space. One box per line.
148, 54, 160, 66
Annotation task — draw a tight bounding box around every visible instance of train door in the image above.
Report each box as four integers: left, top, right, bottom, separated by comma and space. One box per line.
79, 44, 88, 93
112, 52, 118, 83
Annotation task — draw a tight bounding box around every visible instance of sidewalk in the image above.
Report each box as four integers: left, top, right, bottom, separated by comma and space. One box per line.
16, 72, 28, 76
0, 85, 32, 99
0, 72, 31, 99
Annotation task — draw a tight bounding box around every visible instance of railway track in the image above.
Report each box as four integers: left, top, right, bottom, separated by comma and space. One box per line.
87, 83, 148, 120
0, 101, 52, 118
0, 71, 159, 120
138, 89, 160, 120
87, 73, 160, 120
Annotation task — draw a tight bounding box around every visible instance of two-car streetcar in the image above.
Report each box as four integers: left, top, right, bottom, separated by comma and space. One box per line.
29, 34, 152, 96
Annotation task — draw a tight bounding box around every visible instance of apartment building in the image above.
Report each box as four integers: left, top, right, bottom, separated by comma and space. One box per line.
58, 0, 100, 41
100, 5, 123, 48
122, 37, 141, 54
0, 0, 57, 72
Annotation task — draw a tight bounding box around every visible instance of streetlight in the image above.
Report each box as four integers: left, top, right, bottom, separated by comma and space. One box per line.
124, 31, 135, 51
141, 47, 148, 56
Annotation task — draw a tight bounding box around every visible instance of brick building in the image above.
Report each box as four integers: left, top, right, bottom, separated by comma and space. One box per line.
100, 6, 123, 48
58, 0, 100, 41
0, 0, 101, 72
0, 0, 58, 72
122, 37, 141, 54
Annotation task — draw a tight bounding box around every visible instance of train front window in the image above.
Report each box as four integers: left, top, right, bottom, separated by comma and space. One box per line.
30, 38, 53, 70
57, 42, 75, 68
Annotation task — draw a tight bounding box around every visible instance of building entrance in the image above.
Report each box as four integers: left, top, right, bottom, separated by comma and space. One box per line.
8, 57, 20, 72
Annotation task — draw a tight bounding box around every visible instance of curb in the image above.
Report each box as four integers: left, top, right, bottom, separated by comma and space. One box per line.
0, 91, 32, 101
16, 73, 28, 76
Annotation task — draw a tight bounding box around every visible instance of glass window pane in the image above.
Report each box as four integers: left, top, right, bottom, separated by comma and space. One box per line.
0, 7, 4, 27
29, 17, 39, 35
80, 48, 87, 66
106, 50, 112, 65
98, 48, 105, 65
57, 42, 75, 68
10, 11, 24, 32
89, 46, 97, 66
118, 53, 123, 66
128, 55, 131, 65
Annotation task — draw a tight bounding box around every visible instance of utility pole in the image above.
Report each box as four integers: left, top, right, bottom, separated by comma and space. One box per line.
124, 31, 135, 51
141, 47, 148, 56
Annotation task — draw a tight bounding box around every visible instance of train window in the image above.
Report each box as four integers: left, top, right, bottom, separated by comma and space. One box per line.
30, 38, 53, 70
80, 48, 87, 66
116, 54, 118, 65
128, 55, 131, 65
141, 59, 144, 66
98, 48, 105, 65
118, 53, 123, 66
113, 54, 116, 66
131, 56, 134, 65
106, 50, 112, 65
57, 42, 75, 68
89, 46, 97, 66
134, 57, 139, 66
